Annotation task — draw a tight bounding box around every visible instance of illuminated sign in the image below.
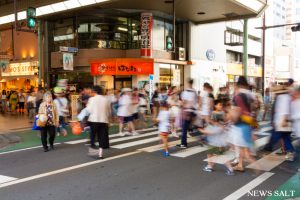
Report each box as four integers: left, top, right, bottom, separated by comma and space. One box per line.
140, 13, 153, 58
1, 62, 38, 77
90, 58, 154, 76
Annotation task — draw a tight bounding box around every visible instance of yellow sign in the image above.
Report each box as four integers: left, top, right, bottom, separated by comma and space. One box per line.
1, 61, 38, 77
227, 63, 262, 77
71, 95, 80, 121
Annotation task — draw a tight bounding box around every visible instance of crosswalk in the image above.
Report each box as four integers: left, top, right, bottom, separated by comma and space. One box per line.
70, 121, 293, 173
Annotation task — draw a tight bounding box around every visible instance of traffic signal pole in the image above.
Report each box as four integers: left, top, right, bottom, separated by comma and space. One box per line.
38, 20, 41, 87
243, 19, 248, 78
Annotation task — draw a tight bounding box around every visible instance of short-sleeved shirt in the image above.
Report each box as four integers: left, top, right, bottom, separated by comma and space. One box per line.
157, 110, 170, 133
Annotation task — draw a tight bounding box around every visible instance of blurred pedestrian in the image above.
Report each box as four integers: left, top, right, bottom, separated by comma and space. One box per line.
86, 86, 111, 159
177, 79, 197, 148
38, 92, 59, 152
54, 87, 69, 137
157, 101, 171, 156
27, 91, 36, 123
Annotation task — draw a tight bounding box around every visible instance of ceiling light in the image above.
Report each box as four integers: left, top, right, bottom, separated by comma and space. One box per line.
7, 14, 15, 21
38, 5, 55, 15
51, 2, 67, 12
0, 16, 11, 24
118, 27, 128, 32
78, 0, 96, 6
233, 0, 264, 12
17, 11, 26, 20
197, 12, 206, 15
63, 0, 81, 9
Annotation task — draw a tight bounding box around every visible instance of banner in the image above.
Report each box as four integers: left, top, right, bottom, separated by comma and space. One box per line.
63, 53, 73, 71
90, 58, 154, 76
71, 95, 80, 121
149, 75, 154, 101
140, 13, 153, 57
1, 61, 38, 77
172, 69, 181, 86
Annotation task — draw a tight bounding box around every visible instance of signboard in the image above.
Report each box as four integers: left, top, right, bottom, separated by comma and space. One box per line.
71, 95, 80, 121
172, 69, 181, 86
226, 63, 262, 77
60, 46, 78, 53
149, 75, 154, 101
140, 13, 153, 57
63, 53, 74, 71
206, 49, 216, 61
1, 61, 38, 77
178, 47, 186, 61
90, 58, 154, 76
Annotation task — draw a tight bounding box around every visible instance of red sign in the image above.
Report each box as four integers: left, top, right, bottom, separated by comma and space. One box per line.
90, 58, 154, 76
140, 13, 153, 57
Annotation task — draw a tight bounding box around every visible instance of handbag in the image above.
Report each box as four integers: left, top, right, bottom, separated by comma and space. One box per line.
37, 114, 47, 127
32, 116, 41, 130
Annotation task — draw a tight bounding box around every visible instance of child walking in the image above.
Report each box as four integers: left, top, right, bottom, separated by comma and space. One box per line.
199, 100, 234, 176
157, 102, 171, 157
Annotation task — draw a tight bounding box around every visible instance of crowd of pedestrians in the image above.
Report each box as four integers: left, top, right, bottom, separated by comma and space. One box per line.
2, 76, 300, 176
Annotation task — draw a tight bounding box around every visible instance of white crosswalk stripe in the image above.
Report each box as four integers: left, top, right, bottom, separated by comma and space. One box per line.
170, 145, 209, 158
111, 137, 161, 149
138, 137, 200, 152
0, 175, 18, 184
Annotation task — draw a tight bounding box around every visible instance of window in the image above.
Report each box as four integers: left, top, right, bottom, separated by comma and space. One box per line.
78, 24, 88, 33
297, 8, 300, 15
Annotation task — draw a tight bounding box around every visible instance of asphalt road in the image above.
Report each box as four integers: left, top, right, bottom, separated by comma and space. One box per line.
0, 122, 299, 200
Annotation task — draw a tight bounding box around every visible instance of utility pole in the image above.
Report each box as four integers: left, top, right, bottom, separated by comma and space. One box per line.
262, 5, 266, 96
243, 19, 248, 77
172, 0, 176, 52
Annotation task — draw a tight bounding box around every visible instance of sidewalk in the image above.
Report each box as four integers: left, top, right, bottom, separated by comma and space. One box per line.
0, 118, 155, 153
0, 113, 32, 134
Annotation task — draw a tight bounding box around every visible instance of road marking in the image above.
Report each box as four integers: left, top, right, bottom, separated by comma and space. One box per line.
0, 143, 60, 155
204, 150, 236, 164
139, 137, 200, 152
171, 145, 209, 158
258, 121, 270, 126
223, 172, 274, 200
66, 131, 159, 145
204, 136, 270, 164
65, 129, 159, 145
111, 137, 160, 149
247, 140, 299, 171
0, 175, 18, 184
65, 139, 89, 144
246, 153, 286, 171
0, 151, 141, 189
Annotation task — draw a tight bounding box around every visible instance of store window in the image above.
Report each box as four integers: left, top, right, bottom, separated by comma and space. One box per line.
159, 63, 183, 88
53, 18, 76, 51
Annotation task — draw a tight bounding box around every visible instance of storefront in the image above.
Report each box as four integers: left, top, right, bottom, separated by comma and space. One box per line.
91, 58, 154, 90
227, 63, 262, 89
0, 61, 38, 91
190, 60, 227, 94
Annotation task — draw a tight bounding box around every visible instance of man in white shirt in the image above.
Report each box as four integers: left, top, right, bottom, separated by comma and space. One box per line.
86, 86, 111, 159
177, 79, 197, 148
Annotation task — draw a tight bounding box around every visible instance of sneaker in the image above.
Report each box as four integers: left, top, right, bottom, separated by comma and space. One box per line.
171, 132, 179, 138
57, 132, 60, 137
131, 131, 140, 136
276, 150, 287, 155
226, 169, 235, 176
164, 151, 170, 157
176, 144, 187, 149
231, 158, 239, 166
187, 132, 192, 138
203, 166, 213, 172
124, 132, 132, 136
285, 152, 295, 162
118, 132, 126, 137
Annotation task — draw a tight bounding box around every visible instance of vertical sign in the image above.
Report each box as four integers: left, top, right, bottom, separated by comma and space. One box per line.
71, 95, 80, 121
63, 53, 73, 71
140, 13, 153, 57
149, 75, 154, 100
172, 69, 181, 86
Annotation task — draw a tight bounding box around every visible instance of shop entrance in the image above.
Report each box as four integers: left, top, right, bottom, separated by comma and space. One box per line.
114, 76, 132, 90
